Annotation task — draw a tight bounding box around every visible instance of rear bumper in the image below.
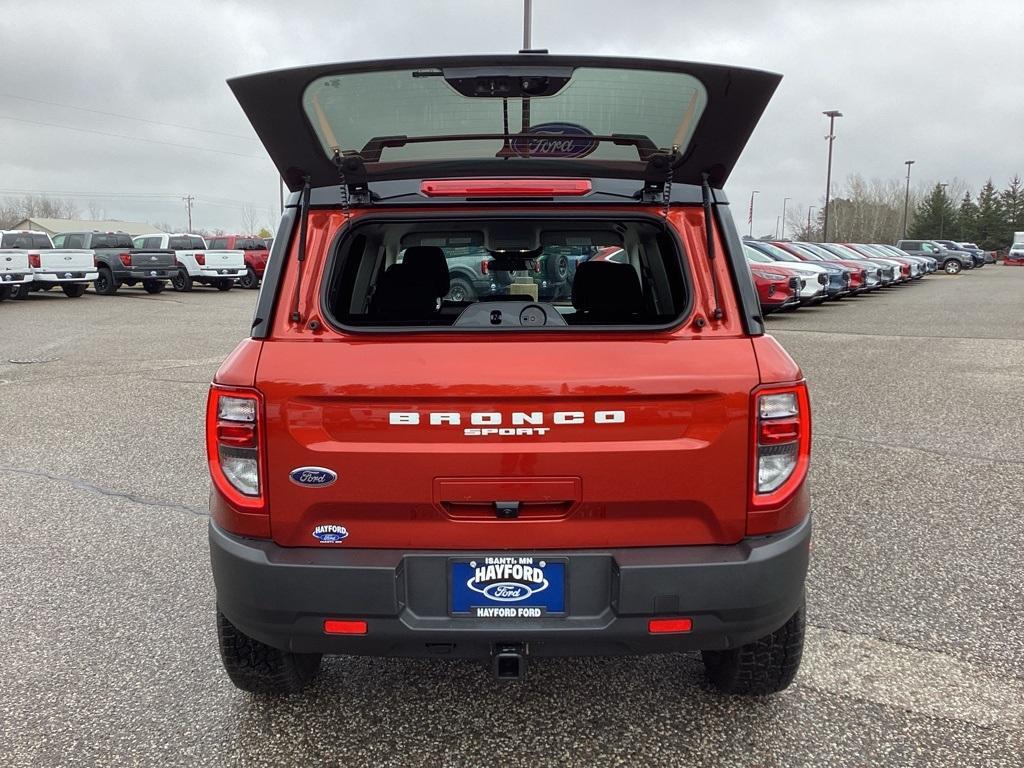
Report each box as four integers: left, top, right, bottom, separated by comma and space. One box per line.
32, 270, 98, 283
1, 272, 33, 285
122, 268, 173, 280
198, 268, 244, 279
210, 516, 811, 658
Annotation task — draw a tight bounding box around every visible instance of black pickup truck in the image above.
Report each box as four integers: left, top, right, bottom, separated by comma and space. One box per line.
53, 231, 177, 295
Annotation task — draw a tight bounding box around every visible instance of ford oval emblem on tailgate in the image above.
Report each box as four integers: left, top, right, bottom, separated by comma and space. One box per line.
289, 466, 337, 487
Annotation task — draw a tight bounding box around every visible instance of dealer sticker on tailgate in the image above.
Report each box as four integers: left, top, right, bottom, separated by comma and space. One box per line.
450, 556, 566, 617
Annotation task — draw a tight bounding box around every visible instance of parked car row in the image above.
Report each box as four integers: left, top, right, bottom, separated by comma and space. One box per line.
742, 239, 943, 314
0, 230, 274, 300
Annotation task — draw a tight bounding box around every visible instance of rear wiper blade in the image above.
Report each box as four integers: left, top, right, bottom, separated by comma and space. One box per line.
359, 133, 659, 162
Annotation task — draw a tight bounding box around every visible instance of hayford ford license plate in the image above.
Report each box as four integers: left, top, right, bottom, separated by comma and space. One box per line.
450, 556, 566, 617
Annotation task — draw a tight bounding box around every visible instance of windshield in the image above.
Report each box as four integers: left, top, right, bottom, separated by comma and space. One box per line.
2, 232, 51, 249
743, 245, 774, 263
788, 243, 824, 261
302, 66, 708, 165
753, 242, 801, 262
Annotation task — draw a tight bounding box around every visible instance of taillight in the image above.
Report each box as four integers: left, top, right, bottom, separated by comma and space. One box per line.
118, 252, 132, 267
749, 383, 811, 531
480, 259, 489, 274
206, 386, 265, 512
28, 253, 41, 269
195, 252, 206, 266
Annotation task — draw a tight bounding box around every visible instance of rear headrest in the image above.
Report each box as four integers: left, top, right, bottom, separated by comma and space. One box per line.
370, 263, 439, 320
401, 246, 450, 298
572, 261, 643, 317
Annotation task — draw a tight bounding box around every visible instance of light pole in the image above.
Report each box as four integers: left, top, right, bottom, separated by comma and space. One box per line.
748, 190, 759, 237
821, 110, 842, 242
902, 160, 915, 238
939, 182, 949, 238
781, 197, 791, 239
807, 206, 816, 239
523, 0, 532, 48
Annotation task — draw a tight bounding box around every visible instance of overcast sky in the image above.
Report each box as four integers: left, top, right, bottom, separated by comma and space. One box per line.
1, 0, 1021, 235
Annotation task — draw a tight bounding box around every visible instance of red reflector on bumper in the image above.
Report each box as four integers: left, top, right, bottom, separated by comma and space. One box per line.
648, 617, 693, 634
323, 619, 367, 635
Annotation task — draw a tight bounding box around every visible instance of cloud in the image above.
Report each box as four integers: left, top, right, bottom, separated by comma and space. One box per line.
0, 0, 1020, 233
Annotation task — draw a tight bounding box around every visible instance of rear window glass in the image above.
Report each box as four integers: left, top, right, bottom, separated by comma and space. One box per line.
323, 219, 688, 330
169, 236, 206, 249
235, 238, 266, 250
2, 232, 51, 249
302, 66, 707, 165
91, 234, 134, 249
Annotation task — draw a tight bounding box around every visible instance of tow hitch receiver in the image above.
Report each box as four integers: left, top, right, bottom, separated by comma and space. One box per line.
493, 643, 527, 681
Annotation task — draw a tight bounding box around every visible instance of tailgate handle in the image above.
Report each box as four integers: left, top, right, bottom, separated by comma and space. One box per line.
494, 501, 520, 520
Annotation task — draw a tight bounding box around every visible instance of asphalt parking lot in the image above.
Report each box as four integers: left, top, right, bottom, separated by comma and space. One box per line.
2, 271, 1023, 767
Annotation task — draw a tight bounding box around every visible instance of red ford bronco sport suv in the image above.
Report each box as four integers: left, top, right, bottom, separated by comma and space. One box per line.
208, 55, 811, 695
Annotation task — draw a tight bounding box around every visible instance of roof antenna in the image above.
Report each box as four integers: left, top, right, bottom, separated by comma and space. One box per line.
289, 176, 311, 324
701, 172, 724, 321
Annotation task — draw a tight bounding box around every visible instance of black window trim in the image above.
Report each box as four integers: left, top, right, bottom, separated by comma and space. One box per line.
315, 211, 695, 336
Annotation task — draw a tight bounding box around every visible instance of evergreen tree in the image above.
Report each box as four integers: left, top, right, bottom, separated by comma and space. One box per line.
999, 175, 1023, 243
907, 184, 957, 239
957, 191, 979, 241
974, 180, 1005, 250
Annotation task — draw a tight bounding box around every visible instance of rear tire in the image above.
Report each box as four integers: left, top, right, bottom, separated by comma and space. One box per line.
216, 609, 322, 694
0, 285, 10, 301
943, 259, 962, 275
62, 283, 88, 298
702, 602, 805, 695
545, 253, 570, 282
171, 269, 193, 292
142, 280, 164, 294
215, 278, 233, 291
239, 267, 259, 289
446, 277, 475, 302
94, 267, 118, 295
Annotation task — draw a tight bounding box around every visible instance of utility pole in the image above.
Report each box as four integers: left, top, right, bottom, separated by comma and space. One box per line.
749, 190, 759, 237
807, 206, 816, 238
821, 110, 842, 242
523, 0, 532, 48
902, 160, 915, 239
182, 195, 194, 232
939, 182, 949, 238
781, 197, 791, 239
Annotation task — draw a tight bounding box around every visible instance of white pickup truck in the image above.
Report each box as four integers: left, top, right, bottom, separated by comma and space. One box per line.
0, 230, 98, 298
133, 233, 245, 292
0, 248, 34, 301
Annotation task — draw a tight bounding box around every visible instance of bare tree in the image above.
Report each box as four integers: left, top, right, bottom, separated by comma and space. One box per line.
240, 204, 259, 235
88, 200, 106, 220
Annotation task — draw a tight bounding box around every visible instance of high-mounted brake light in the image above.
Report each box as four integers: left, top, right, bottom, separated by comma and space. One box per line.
118, 252, 132, 267
750, 383, 811, 524
195, 252, 206, 266
420, 178, 592, 197
206, 386, 265, 512
28, 253, 41, 269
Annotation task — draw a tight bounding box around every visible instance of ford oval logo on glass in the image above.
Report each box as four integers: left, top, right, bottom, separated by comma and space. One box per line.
508, 122, 598, 159
289, 467, 337, 487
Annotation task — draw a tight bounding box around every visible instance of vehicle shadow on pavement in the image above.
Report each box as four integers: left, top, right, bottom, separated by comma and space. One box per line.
226, 654, 795, 766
